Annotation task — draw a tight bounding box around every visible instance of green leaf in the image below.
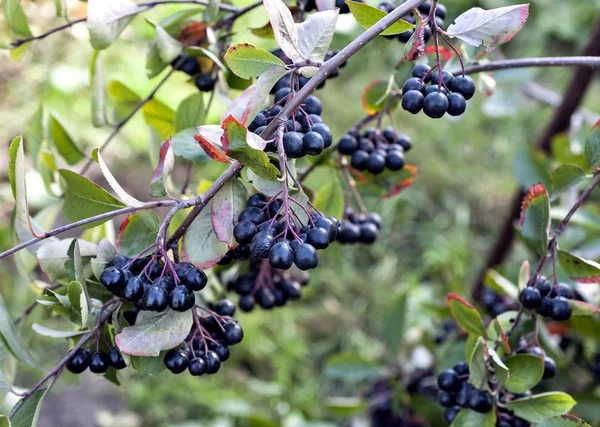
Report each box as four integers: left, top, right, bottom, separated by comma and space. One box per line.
312, 178, 344, 220
0, 293, 36, 367
172, 128, 210, 163
143, 99, 176, 140
557, 250, 600, 284
48, 113, 85, 165
90, 51, 106, 127
468, 337, 488, 390
0, 415, 11, 427
447, 293, 486, 337
175, 93, 205, 132
383, 293, 407, 356
87, 0, 140, 50
67, 281, 89, 328
451, 409, 496, 427
211, 178, 247, 246
37, 239, 97, 282
584, 125, 600, 170
203, 0, 220, 22
115, 309, 193, 357
65, 239, 87, 286
569, 299, 600, 317
325, 397, 369, 417
54, 0, 66, 17
224, 43, 286, 80
519, 183, 550, 256
551, 164, 586, 196
484, 269, 518, 299
514, 147, 552, 190
31, 324, 88, 338
183, 199, 229, 269
117, 211, 160, 257
488, 345, 509, 384
3, 0, 33, 39
296, 9, 339, 61
537, 415, 591, 427
91, 239, 117, 280
0, 367, 14, 393
222, 115, 280, 180
154, 24, 182, 63
59, 169, 126, 227
131, 354, 166, 377
245, 169, 282, 197
324, 353, 383, 382
502, 392, 577, 422
107, 80, 142, 122
146, 40, 168, 79
503, 354, 544, 394
346, 0, 414, 35
361, 80, 398, 115
11, 387, 49, 427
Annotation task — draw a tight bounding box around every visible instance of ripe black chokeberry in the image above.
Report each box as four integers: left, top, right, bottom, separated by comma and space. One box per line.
281, 280, 301, 299
188, 357, 207, 376
552, 282, 574, 299
239, 206, 265, 224
213, 344, 230, 362
447, 93, 467, 116
425, 84, 448, 96
549, 297, 572, 321
283, 132, 304, 158
444, 406, 461, 424
385, 151, 405, 171
423, 92, 449, 118
108, 255, 130, 269
303, 131, 324, 155
274, 87, 291, 104
294, 243, 319, 270
360, 223, 378, 244
468, 389, 493, 413
453, 362, 469, 376
223, 322, 244, 345
195, 73, 215, 92
431, 70, 454, 88
89, 351, 110, 374
338, 222, 361, 243
412, 63, 432, 82
456, 382, 471, 406
247, 193, 267, 208
351, 150, 370, 170
367, 153, 386, 174
184, 265, 207, 291
239, 295, 255, 312
286, 120, 302, 132
177, 56, 201, 76
215, 299, 236, 317
122, 277, 144, 302
204, 351, 221, 374
164, 348, 189, 374
100, 266, 126, 296
543, 356, 556, 380
401, 90, 424, 114
250, 231, 274, 259
311, 123, 333, 148
451, 75, 476, 100
66, 348, 91, 374
169, 285, 195, 312
438, 391, 456, 407
302, 95, 323, 115
269, 241, 294, 269
307, 227, 330, 250
519, 287, 541, 310
233, 220, 257, 244
437, 369, 460, 392
108, 347, 127, 370
402, 77, 426, 95
315, 216, 337, 242
396, 134, 412, 151
142, 285, 169, 312
535, 276, 551, 296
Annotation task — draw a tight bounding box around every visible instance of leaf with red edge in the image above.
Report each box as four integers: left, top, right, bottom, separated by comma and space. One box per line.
355, 165, 417, 199
593, 119, 600, 131
493, 319, 511, 353
149, 138, 175, 198
402, 16, 425, 62
425, 45, 452, 61
361, 80, 398, 115
519, 183, 550, 256
447, 293, 487, 337
211, 178, 247, 246
557, 250, 600, 284
117, 211, 160, 257
382, 165, 418, 199
194, 133, 230, 163
570, 300, 600, 317
584, 123, 600, 170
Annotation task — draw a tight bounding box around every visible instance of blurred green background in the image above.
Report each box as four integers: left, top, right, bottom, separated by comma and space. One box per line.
1, 0, 600, 426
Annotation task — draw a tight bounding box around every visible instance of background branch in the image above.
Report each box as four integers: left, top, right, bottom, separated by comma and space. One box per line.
455, 56, 600, 76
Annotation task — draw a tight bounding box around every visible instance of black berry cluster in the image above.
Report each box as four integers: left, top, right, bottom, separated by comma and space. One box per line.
401, 65, 475, 118
171, 54, 217, 92
270, 50, 347, 93
163, 299, 243, 376
434, 320, 457, 344
338, 126, 411, 174
230, 193, 339, 270
99, 255, 207, 313
481, 287, 515, 317
519, 276, 573, 321
223, 259, 310, 312
378, 0, 447, 43
66, 347, 127, 374
336, 208, 381, 244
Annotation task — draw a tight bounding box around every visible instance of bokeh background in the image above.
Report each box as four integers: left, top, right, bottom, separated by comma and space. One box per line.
1, 0, 600, 426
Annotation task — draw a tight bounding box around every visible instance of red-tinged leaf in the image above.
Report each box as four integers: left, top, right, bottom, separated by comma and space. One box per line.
546, 323, 569, 336
519, 260, 530, 291
194, 133, 230, 163
361, 80, 392, 115
402, 17, 425, 62
446, 293, 487, 337
593, 119, 600, 130
519, 183, 550, 256
182, 200, 229, 269
492, 319, 511, 353
117, 211, 160, 257
150, 138, 175, 198
382, 165, 417, 199
211, 179, 247, 246
178, 22, 209, 47
569, 300, 600, 317
557, 250, 600, 284
425, 45, 452, 61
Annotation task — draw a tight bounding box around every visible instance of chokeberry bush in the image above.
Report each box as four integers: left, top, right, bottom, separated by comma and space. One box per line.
1, 0, 600, 425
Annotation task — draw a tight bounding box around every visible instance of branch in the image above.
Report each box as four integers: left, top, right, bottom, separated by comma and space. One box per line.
453, 56, 600, 76
10, 0, 239, 48
0, 200, 177, 261
166, 0, 429, 246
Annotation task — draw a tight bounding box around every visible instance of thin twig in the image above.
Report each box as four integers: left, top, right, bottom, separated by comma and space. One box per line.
453, 56, 600, 76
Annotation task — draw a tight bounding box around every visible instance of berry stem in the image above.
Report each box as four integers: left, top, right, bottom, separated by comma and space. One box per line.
341, 165, 369, 214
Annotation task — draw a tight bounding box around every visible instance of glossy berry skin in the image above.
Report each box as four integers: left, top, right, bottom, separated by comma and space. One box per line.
223, 322, 244, 345
549, 297, 572, 321
250, 231, 274, 259
66, 349, 91, 374
456, 382, 472, 407
195, 73, 215, 92
142, 285, 169, 312
451, 75, 476, 100
213, 345, 230, 362
247, 193, 267, 208
447, 93, 467, 116
468, 389, 493, 413
311, 123, 333, 148
108, 255, 130, 270
453, 362, 469, 376
412, 63, 432, 83
367, 153, 386, 174
423, 92, 449, 118
307, 227, 330, 250
188, 357, 207, 376
385, 151, 405, 171
315, 216, 337, 242
302, 95, 323, 115
108, 347, 127, 369
177, 56, 200, 76
543, 357, 557, 380
122, 277, 145, 302
438, 391, 456, 407
215, 299, 236, 317
338, 135, 358, 154
164, 349, 189, 374
239, 295, 255, 312
269, 241, 294, 270
535, 276, 551, 296
303, 132, 324, 155
519, 287, 542, 309
444, 406, 461, 424
169, 285, 195, 312
401, 90, 424, 114
204, 351, 221, 374
281, 280, 301, 299
536, 297, 553, 317
238, 206, 265, 224
338, 223, 361, 243
437, 369, 461, 392
294, 243, 319, 270
431, 70, 454, 88
402, 77, 426, 95
100, 267, 126, 296
89, 351, 110, 374
351, 150, 370, 170
283, 132, 305, 158
396, 134, 412, 152
233, 220, 257, 244
184, 266, 208, 292
360, 223, 378, 244
552, 282, 574, 299
426, 85, 448, 96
